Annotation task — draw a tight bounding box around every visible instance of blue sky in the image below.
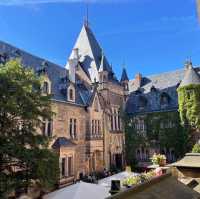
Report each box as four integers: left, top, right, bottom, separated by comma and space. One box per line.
0, 0, 199, 80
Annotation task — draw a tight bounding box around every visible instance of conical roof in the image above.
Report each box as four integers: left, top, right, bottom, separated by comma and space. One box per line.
179, 63, 200, 87
66, 24, 111, 82
120, 67, 129, 82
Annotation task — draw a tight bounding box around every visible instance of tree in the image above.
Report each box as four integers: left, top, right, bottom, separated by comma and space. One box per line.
0, 60, 59, 198
192, 143, 200, 153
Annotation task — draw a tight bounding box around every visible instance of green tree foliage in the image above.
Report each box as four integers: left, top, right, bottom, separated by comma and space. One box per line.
0, 60, 59, 198
177, 85, 200, 129
192, 143, 200, 153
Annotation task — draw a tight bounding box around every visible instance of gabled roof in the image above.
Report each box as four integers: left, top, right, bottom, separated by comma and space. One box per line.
52, 137, 76, 149
107, 174, 200, 199
66, 24, 112, 82
179, 64, 200, 87
120, 68, 129, 82
171, 153, 200, 168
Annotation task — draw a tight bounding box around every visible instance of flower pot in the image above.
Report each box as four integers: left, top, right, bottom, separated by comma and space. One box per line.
159, 159, 166, 167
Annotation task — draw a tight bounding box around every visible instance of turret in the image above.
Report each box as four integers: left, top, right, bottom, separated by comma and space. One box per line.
120, 67, 129, 91
179, 60, 200, 88
177, 60, 200, 141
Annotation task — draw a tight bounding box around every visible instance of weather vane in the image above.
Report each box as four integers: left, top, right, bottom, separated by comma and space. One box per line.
197, 0, 200, 24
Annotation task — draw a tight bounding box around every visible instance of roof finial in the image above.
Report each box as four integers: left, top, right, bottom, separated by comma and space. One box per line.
84, 2, 89, 27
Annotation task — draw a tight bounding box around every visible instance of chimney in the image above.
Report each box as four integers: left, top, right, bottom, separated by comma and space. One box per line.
68, 48, 79, 83
135, 73, 142, 88
184, 60, 192, 70
72, 48, 79, 60
109, 180, 121, 195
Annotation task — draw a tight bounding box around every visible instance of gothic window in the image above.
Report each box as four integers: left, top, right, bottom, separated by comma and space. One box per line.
68, 156, 73, 176
69, 118, 77, 139
42, 119, 52, 137
111, 114, 114, 131
114, 110, 117, 130
98, 120, 101, 135
91, 120, 94, 135
61, 158, 66, 177
137, 149, 141, 160
94, 98, 99, 112
118, 110, 121, 130
91, 120, 101, 136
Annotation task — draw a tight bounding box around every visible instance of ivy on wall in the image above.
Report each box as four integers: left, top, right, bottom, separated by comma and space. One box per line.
177, 84, 200, 129
123, 111, 189, 168
145, 111, 189, 158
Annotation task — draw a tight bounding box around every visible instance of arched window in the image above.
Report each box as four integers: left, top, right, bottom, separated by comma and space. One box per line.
43, 81, 49, 94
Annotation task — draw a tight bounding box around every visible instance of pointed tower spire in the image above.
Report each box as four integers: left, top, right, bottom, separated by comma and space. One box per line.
120, 66, 129, 82
179, 60, 200, 87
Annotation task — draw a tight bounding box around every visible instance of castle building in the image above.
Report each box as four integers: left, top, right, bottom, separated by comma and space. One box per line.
0, 23, 200, 184
0, 23, 126, 185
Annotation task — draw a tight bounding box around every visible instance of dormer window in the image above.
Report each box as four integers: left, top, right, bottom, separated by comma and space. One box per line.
160, 92, 170, 108
68, 85, 75, 102
42, 81, 50, 94
138, 96, 147, 110
151, 85, 157, 92
69, 89, 74, 100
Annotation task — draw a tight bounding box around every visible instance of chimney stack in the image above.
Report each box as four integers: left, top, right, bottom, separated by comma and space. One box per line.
184, 60, 192, 70
109, 180, 121, 195
68, 48, 79, 83
135, 73, 142, 88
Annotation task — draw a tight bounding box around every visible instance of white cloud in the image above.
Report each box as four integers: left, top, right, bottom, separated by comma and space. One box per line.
0, 0, 126, 6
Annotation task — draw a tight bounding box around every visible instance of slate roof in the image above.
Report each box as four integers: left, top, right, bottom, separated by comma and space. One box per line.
0, 40, 93, 107
52, 137, 76, 149
126, 67, 200, 114
120, 68, 129, 82
66, 24, 118, 83
179, 64, 200, 87
107, 173, 200, 199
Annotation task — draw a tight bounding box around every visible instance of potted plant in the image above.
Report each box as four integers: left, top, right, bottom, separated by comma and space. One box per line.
151, 154, 166, 166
